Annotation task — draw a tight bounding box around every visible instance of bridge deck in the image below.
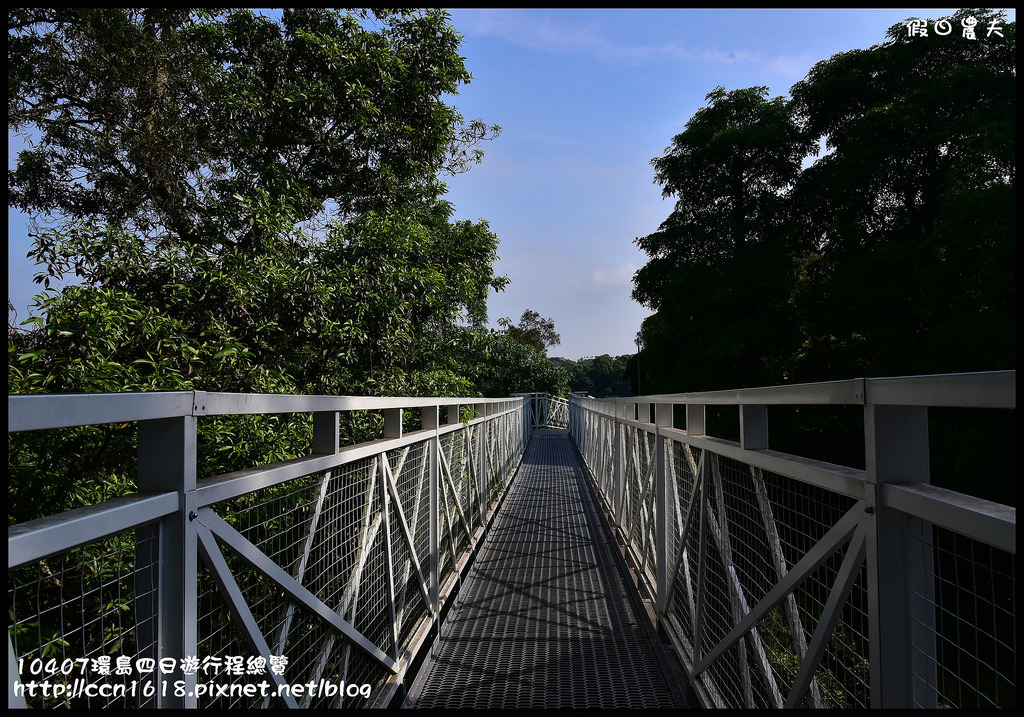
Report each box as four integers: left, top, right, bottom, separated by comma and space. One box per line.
407, 429, 686, 709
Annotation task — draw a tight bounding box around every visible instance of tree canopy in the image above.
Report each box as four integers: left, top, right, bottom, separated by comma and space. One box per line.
7, 8, 542, 522
9, 8, 510, 400
505, 309, 561, 355
556, 354, 632, 397
9, 9, 499, 233
630, 9, 1014, 502
633, 85, 811, 391
633, 9, 1014, 394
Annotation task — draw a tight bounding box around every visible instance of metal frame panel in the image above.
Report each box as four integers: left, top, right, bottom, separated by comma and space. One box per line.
570, 370, 1015, 710
7, 375, 1014, 710
8, 391, 528, 710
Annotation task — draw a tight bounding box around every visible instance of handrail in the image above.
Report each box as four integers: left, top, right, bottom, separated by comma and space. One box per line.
569, 370, 1015, 710
8, 391, 531, 709
8, 391, 523, 432
8, 375, 1015, 710
576, 369, 1015, 408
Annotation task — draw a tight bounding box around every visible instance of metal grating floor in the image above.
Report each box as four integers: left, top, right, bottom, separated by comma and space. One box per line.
407, 429, 685, 709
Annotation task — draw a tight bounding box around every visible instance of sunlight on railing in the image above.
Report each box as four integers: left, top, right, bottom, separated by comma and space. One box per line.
9, 393, 527, 709
8, 375, 1016, 710
570, 371, 1015, 709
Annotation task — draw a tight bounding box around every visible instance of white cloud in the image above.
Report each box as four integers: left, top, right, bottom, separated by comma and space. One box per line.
573, 262, 638, 295
456, 9, 758, 67
764, 53, 816, 80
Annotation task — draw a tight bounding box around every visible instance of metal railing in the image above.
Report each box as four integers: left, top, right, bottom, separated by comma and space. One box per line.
514, 393, 569, 430
570, 371, 1016, 710
8, 392, 529, 709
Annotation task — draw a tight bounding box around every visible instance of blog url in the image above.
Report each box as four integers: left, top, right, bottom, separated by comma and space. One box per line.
13, 678, 372, 700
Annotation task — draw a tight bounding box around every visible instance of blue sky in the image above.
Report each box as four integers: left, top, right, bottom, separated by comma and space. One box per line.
8, 8, 1014, 360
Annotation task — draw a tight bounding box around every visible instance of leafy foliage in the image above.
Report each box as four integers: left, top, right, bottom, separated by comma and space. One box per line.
631, 10, 1014, 502
633, 9, 1014, 394
555, 354, 633, 397
504, 309, 561, 355
456, 325, 569, 398
7, 9, 516, 523
633, 86, 811, 392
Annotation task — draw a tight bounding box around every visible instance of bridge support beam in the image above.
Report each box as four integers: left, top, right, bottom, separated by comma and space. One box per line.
655, 403, 672, 615
422, 406, 441, 616
136, 415, 198, 708
865, 404, 937, 708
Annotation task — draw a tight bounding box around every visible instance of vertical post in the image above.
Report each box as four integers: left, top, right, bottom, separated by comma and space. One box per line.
379, 460, 399, 661
312, 411, 339, 454
422, 406, 440, 617
693, 451, 708, 660
383, 408, 402, 440
687, 403, 706, 436
740, 405, 768, 450
472, 403, 485, 514
479, 405, 489, 524
655, 403, 672, 615
136, 414, 198, 708
864, 404, 936, 708
614, 402, 626, 528
568, 396, 576, 438
522, 395, 531, 442
9, 637, 26, 708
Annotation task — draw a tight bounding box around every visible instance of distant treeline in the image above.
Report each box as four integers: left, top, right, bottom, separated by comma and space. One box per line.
552, 354, 633, 397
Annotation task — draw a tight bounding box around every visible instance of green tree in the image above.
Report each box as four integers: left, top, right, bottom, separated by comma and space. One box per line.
561, 354, 632, 396
9, 8, 500, 235
454, 328, 568, 398
628, 10, 1015, 503
784, 9, 1016, 504
787, 8, 1015, 380
505, 309, 561, 355
8, 8, 506, 400
8, 8, 508, 521
633, 86, 813, 392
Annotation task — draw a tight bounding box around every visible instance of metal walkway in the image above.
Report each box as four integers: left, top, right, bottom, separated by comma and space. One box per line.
406, 429, 686, 709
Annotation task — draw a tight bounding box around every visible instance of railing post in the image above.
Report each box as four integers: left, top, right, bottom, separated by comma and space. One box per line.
479, 406, 490, 524
655, 403, 672, 615
687, 403, 706, 436
135, 413, 198, 708
522, 396, 531, 441
740, 404, 768, 450
864, 403, 936, 708
472, 403, 486, 513
422, 406, 441, 616
383, 408, 403, 439
614, 402, 626, 527
313, 410, 339, 454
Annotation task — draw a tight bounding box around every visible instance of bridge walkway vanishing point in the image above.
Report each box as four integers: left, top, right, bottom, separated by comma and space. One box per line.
7, 372, 1017, 710
406, 428, 687, 709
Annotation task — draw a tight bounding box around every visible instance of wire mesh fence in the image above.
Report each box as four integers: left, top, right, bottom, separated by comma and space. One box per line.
570, 372, 1015, 710
914, 526, 1016, 708
8, 392, 528, 709
9, 530, 160, 709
